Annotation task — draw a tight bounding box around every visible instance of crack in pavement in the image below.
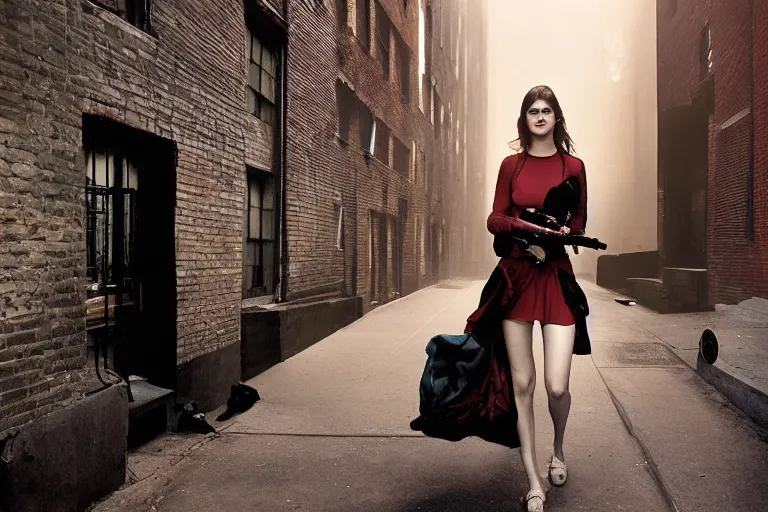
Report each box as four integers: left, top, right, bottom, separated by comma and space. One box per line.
591, 359, 682, 512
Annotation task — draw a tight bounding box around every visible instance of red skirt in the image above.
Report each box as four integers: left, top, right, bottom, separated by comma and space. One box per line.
501, 252, 576, 326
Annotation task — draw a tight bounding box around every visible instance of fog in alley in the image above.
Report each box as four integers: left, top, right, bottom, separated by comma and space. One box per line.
482, 0, 659, 277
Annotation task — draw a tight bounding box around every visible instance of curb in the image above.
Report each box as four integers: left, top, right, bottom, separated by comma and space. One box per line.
694, 353, 768, 432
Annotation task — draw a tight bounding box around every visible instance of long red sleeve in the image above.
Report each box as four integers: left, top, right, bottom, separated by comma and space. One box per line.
486, 156, 554, 235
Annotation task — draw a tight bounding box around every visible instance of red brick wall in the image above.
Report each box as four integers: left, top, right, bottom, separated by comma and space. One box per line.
753, 0, 768, 291
0, 0, 488, 436
657, 0, 768, 304
0, 0, 254, 434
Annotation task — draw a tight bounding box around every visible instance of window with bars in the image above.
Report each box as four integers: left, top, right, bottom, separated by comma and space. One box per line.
246, 28, 278, 125
244, 170, 276, 297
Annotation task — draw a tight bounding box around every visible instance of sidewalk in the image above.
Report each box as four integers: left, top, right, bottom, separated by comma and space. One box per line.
91, 278, 768, 512
608, 288, 768, 429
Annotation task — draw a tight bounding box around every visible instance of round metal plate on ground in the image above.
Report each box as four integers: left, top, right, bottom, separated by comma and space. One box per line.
699, 328, 719, 365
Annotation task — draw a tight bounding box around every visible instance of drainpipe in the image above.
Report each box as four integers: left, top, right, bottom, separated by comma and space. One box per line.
277, 0, 290, 303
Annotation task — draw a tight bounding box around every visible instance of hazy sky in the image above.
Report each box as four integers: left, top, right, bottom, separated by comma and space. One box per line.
484, 0, 658, 276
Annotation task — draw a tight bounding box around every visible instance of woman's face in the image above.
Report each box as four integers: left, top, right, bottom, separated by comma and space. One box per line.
526, 99, 556, 139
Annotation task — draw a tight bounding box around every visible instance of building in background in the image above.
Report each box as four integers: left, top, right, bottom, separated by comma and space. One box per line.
0, 0, 487, 508
652, 0, 767, 309
599, 0, 766, 312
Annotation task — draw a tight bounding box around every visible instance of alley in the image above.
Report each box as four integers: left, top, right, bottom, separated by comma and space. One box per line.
93, 279, 768, 512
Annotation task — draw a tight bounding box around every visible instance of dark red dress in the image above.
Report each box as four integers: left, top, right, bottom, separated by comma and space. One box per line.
409, 151, 593, 449
484, 151, 587, 326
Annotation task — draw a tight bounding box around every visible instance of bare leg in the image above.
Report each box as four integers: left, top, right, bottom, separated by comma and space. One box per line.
502, 320, 545, 496
542, 323, 575, 462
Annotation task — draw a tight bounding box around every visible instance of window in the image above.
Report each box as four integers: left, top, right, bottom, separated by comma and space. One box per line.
375, 2, 391, 79
336, 79, 354, 140
335, 0, 348, 30
85, 151, 139, 288
699, 24, 712, 81
395, 36, 410, 102
359, 102, 375, 153
374, 119, 390, 164
335, 204, 345, 250
393, 137, 410, 178
414, 143, 426, 187
247, 28, 277, 125
245, 170, 276, 297
90, 0, 152, 33
418, 0, 426, 112
357, 0, 371, 49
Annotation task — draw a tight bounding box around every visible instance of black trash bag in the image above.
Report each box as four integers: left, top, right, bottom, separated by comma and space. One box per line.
216, 383, 261, 422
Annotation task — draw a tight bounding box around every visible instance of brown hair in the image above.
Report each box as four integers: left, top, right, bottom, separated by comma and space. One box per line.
511, 85, 575, 154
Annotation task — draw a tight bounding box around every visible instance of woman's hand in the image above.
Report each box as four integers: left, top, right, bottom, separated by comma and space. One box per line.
559, 226, 571, 235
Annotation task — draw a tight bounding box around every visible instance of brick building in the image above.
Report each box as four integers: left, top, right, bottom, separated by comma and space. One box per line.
644, 0, 767, 309
0, 0, 487, 508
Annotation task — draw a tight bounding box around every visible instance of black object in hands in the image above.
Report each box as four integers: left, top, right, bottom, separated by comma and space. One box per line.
493, 176, 607, 258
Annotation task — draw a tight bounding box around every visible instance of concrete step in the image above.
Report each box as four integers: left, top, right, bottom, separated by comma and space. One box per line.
626, 277, 668, 312
627, 268, 712, 314
127, 380, 175, 449
662, 267, 711, 312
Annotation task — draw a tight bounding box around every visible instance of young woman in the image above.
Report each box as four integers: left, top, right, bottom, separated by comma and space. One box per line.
486, 85, 588, 512
410, 85, 593, 512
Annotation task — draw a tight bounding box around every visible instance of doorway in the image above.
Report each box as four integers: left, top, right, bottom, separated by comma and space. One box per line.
83, 115, 177, 391
657, 105, 709, 270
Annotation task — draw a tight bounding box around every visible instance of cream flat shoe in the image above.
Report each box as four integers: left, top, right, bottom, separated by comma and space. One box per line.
547, 453, 567, 486
521, 489, 546, 512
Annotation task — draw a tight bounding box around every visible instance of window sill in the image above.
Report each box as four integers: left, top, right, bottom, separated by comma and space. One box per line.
242, 295, 276, 310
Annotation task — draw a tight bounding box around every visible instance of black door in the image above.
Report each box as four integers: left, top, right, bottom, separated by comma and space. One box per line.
658, 105, 709, 269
